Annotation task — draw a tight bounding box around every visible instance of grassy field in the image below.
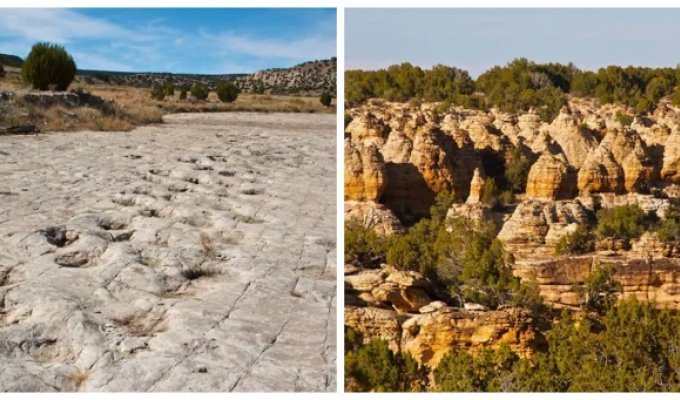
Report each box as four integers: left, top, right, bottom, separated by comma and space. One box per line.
0, 67, 334, 133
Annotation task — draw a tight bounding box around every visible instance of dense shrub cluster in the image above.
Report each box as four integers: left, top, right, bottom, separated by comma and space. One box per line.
0, 62, 5, 78
346, 58, 680, 119
21, 42, 76, 91
573, 66, 680, 113
595, 204, 655, 242
150, 84, 166, 100
346, 63, 475, 106
345, 327, 428, 392
216, 82, 240, 103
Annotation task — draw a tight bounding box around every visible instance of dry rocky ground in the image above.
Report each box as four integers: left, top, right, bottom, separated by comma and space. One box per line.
345, 97, 680, 366
0, 112, 336, 391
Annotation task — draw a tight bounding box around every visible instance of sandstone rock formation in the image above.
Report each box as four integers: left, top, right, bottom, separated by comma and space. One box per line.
344, 201, 404, 236
497, 199, 590, 259
577, 146, 624, 193
344, 139, 387, 202
525, 153, 576, 200
466, 168, 484, 204
345, 265, 542, 368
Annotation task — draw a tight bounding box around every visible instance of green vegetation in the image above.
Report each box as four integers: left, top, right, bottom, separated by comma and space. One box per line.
150, 84, 166, 100
344, 218, 389, 268
319, 91, 333, 107
554, 224, 596, 255
179, 86, 188, 100
347, 296, 680, 392
595, 204, 653, 242
574, 263, 622, 313
345, 327, 429, 392
615, 111, 634, 127
190, 82, 209, 100
216, 82, 240, 103
163, 83, 175, 97
504, 146, 533, 194
21, 42, 76, 91
0, 62, 4, 78
346, 58, 680, 118
656, 216, 680, 242
345, 191, 538, 310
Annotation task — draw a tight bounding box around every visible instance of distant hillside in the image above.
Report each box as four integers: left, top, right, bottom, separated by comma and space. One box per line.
0, 53, 23, 68
236, 58, 337, 96
1, 52, 336, 96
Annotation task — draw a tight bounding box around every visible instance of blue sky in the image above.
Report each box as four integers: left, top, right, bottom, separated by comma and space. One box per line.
0, 8, 336, 74
346, 8, 680, 77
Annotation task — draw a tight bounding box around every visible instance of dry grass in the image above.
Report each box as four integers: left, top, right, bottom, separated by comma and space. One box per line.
0, 70, 333, 133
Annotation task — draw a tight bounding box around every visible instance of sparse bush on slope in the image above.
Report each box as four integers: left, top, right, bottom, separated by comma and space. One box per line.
21, 42, 76, 91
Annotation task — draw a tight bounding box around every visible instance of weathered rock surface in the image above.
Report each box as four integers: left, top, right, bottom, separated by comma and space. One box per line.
344, 201, 404, 236
577, 146, 624, 193
0, 113, 336, 392
497, 199, 590, 259
525, 153, 576, 200
344, 139, 387, 202
344, 265, 542, 368
515, 255, 680, 309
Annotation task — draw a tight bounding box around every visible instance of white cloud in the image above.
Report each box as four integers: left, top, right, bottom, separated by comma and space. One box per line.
0, 9, 134, 43
207, 32, 335, 61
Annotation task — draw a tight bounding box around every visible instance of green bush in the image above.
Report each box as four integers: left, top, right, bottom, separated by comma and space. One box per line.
216, 82, 240, 103
480, 177, 500, 206
345, 327, 429, 392
0, 62, 5, 78
554, 224, 595, 255
163, 83, 175, 97
150, 84, 165, 100
573, 263, 622, 313
21, 42, 76, 90
435, 346, 518, 392
319, 91, 333, 107
595, 204, 652, 241
190, 82, 209, 100
656, 217, 680, 242
615, 111, 634, 126
179, 87, 188, 100
345, 219, 388, 268
504, 146, 533, 194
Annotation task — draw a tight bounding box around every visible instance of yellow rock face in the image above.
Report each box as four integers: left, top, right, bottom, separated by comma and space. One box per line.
525, 153, 576, 200
344, 139, 387, 202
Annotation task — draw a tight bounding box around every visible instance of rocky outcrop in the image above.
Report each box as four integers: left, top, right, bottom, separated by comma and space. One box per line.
514, 255, 680, 309
401, 307, 541, 368
345, 266, 434, 313
344, 201, 404, 236
525, 153, 576, 200
344, 140, 387, 202
661, 130, 680, 183
466, 168, 484, 204
577, 146, 624, 193
346, 112, 390, 147
546, 108, 599, 168
345, 265, 543, 368
497, 200, 590, 259
382, 124, 477, 221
